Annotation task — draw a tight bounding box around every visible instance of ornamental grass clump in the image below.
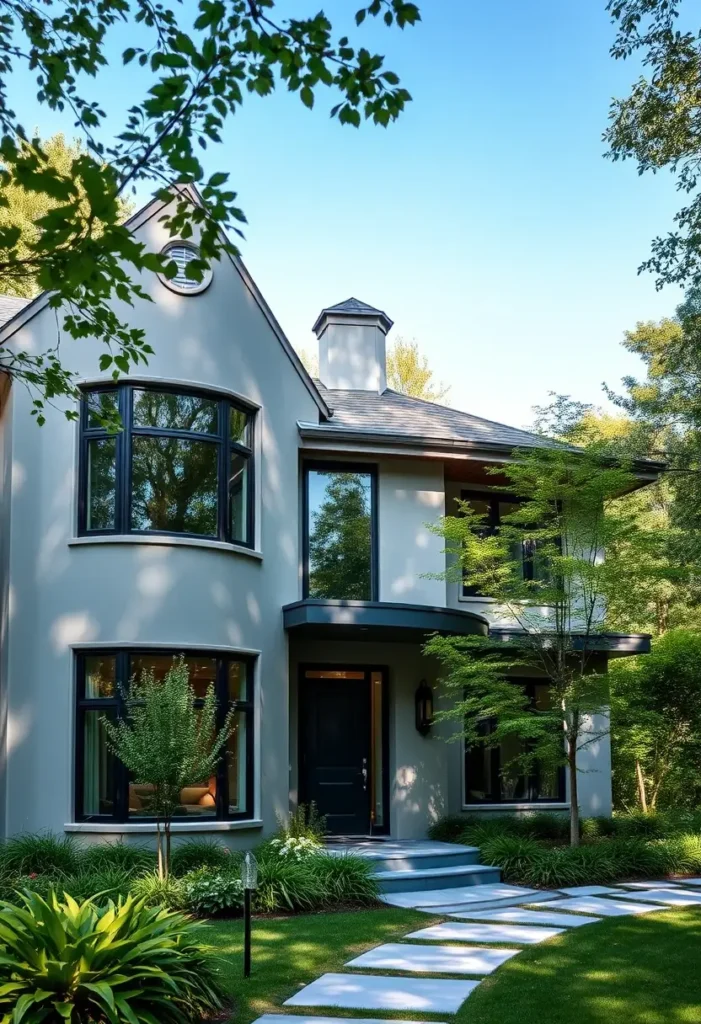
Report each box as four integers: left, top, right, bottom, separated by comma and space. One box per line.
0, 890, 224, 1024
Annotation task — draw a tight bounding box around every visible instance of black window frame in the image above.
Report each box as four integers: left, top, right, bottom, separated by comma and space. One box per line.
78, 382, 256, 548
75, 648, 256, 824
460, 489, 548, 598
463, 679, 566, 806
302, 460, 379, 601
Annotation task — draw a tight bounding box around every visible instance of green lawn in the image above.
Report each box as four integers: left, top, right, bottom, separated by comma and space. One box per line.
197, 907, 437, 1024
200, 905, 701, 1024
464, 907, 701, 1024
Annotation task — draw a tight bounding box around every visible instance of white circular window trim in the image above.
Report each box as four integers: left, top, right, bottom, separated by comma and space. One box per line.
158, 241, 213, 296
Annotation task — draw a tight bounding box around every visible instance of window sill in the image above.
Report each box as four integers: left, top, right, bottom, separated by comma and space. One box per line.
458, 595, 497, 604
462, 803, 570, 812
68, 535, 263, 561
65, 819, 264, 834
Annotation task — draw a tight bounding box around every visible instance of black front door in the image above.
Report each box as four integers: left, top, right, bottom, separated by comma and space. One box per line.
300, 675, 371, 835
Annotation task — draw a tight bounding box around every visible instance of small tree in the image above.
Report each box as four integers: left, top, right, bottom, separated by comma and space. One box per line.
426, 443, 666, 846
103, 658, 233, 878
386, 337, 450, 403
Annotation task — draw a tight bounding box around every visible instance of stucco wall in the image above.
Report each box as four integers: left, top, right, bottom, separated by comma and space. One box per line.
378, 459, 445, 606
2, 199, 320, 842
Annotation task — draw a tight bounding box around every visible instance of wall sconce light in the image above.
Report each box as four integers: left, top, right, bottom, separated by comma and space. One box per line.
415, 679, 434, 736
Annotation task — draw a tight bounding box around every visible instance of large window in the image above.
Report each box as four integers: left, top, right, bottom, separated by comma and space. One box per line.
75, 650, 255, 822
460, 490, 549, 598
79, 384, 255, 546
464, 680, 565, 805
304, 463, 377, 600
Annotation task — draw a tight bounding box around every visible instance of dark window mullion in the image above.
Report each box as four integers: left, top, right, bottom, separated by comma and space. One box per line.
131, 426, 222, 443
118, 386, 131, 534
218, 401, 229, 542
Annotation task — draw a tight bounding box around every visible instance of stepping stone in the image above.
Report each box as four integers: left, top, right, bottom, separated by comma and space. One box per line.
381, 883, 547, 911
531, 896, 658, 916
284, 973, 480, 1014
346, 942, 520, 976
255, 1017, 445, 1024
617, 880, 680, 890
558, 885, 619, 897
675, 878, 701, 886
448, 907, 601, 927
611, 887, 701, 906
407, 921, 565, 945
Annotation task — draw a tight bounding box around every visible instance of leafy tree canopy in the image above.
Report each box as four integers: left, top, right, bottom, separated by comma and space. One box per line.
386, 337, 450, 402
0, 0, 420, 423
606, 0, 701, 288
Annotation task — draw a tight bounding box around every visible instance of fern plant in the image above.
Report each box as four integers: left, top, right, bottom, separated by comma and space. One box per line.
0, 890, 223, 1024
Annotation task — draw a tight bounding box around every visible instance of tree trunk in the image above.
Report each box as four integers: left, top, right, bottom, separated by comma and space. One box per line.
156, 821, 165, 880
568, 740, 580, 847
635, 760, 648, 813
164, 818, 172, 880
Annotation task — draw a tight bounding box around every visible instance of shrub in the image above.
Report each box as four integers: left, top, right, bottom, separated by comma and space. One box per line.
0, 890, 224, 1024
170, 839, 235, 877
427, 814, 469, 842
182, 869, 244, 917
269, 836, 321, 860
0, 832, 79, 875
129, 871, 187, 909
313, 854, 379, 906
280, 802, 327, 843
61, 868, 134, 904
522, 812, 570, 842
78, 841, 154, 876
255, 852, 328, 912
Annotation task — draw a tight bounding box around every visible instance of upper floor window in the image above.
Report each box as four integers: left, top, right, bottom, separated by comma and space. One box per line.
76, 649, 254, 822
304, 462, 377, 601
461, 490, 548, 598
80, 384, 255, 546
158, 241, 213, 295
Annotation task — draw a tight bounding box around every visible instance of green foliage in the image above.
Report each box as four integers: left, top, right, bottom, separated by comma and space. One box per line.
0, 890, 223, 1024
103, 657, 234, 877
278, 803, 328, 843
254, 850, 377, 913
427, 815, 468, 842
610, 630, 701, 811
128, 872, 187, 910
606, 1, 701, 290
182, 869, 244, 917
0, 833, 80, 876
170, 839, 235, 877
427, 441, 666, 844
78, 842, 154, 876
386, 337, 450, 403
60, 869, 134, 904
0, 1, 419, 421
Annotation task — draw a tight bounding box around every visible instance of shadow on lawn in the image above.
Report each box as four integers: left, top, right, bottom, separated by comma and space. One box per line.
464, 907, 701, 1024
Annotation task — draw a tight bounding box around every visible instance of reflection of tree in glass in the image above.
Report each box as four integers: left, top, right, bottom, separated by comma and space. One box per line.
87, 437, 117, 529
130, 392, 218, 535
308, 472, 372, 600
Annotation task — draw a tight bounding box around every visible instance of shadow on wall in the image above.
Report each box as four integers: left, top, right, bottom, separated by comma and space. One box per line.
393, 761, 446, 838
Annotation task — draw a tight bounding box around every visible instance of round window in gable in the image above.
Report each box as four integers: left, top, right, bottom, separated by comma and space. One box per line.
158, 241, 213, 295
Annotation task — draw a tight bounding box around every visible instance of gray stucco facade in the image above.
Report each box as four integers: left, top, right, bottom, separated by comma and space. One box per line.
0, 192, 650, 845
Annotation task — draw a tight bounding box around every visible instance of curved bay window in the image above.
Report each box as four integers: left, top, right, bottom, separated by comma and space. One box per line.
76, 650, 255, 823
464, 680, 565, 805
79, 384, 255, 546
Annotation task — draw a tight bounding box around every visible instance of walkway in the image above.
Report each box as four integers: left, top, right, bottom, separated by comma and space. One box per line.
252, 875, 701, 1022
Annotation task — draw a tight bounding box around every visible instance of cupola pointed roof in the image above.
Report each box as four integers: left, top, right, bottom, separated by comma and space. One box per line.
312, 296, 393, 334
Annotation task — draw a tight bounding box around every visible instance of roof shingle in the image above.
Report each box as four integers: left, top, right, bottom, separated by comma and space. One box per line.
0, 295, 29, 327
308, 383, 561, 450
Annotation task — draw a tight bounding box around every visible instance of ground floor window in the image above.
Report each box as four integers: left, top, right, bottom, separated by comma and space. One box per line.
75, 649, 255, 823
464, 680, 565, 804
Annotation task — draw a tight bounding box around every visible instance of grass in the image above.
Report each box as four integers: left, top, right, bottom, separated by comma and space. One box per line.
200, 903, 701, 1024
198, 907, 435, 1024
463, 907, 701, 1024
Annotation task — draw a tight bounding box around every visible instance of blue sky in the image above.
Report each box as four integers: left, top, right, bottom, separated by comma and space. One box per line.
9, 0, 686, 428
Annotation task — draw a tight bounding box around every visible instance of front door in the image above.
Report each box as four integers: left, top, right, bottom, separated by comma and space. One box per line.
300, 672, 372, 835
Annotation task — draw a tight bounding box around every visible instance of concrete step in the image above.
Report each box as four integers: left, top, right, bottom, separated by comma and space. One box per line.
369, 848, 481, 874
373, 863, 502, 894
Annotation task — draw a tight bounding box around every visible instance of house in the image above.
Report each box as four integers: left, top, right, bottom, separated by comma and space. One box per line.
0, 190, 658, 845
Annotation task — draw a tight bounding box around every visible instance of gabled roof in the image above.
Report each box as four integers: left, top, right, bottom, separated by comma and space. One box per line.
0, 295, 29, 327
312, 297, 393, 334
0, 184, 329, 418
308, 382, 564, 452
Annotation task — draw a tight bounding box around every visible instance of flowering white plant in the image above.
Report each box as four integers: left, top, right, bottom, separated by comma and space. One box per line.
269, 836, 321, 861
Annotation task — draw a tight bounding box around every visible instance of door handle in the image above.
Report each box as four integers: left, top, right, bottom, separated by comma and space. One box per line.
361, 756, 368, 791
